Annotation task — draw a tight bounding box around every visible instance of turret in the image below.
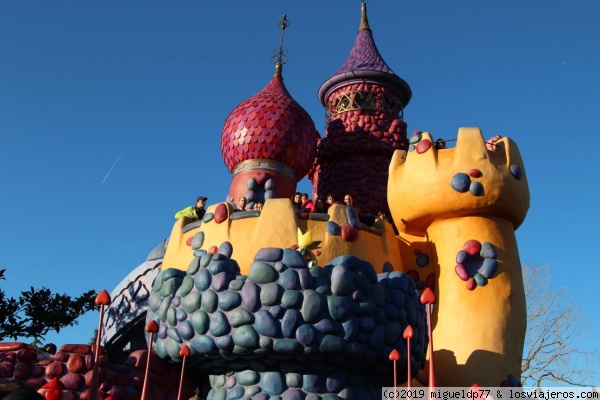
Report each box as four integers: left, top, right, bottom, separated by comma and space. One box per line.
309, 2, 411, 218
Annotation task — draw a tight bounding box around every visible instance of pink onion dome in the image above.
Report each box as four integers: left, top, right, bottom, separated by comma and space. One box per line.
221, 66, 320, 182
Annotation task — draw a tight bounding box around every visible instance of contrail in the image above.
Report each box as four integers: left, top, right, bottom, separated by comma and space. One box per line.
102, 136, 133, 184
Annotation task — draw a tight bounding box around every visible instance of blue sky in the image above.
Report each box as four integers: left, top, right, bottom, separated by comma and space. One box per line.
1, 0, 598, 374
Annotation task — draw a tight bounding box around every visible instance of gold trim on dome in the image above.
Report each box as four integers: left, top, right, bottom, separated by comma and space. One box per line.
358, 2, 371, 32
327, 89, 404, 119
233, 159, 297, 181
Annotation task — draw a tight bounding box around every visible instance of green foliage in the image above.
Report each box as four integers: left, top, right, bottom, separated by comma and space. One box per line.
0, 268, 98, 340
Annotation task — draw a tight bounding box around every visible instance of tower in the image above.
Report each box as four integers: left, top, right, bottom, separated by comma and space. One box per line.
309, 2, 411, 218
221, 16, 320, 208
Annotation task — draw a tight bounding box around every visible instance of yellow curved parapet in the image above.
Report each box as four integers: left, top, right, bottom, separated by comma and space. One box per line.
388, 127, 529, 386
162, 199, 402, 276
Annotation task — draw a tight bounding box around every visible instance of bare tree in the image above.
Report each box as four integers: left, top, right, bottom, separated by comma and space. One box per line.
522, 265, 600, 386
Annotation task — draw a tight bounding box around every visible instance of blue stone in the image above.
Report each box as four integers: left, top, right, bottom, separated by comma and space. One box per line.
354, 274, 371, 295
301, 290, 325, 323
254, 248, 284, 262
193, 335, 216, 353
327, 296, 351, 321
158, 323, 167, 339
176, 276, 194, 297
409, 133, 422, 144
451, 173, 471, 193
260, 282, 283, 306
167, 327, 182, 343
232, 325, 259, 349
330, 266, 354, 296
211, 270, 231, 291
342, 317, 358, 341
158, 297, 171, 322
264, 189, 275, 200
359, 317, 375, 332
408, 144, 415, 152
193, 250, 207, 257
209, 311, 231, 336
478, 259, 498, 279
470, 181, 484, 196
229, 279, 244, 291
187, 258, 201, 276
282, 248, 308, 269
510, 164, 522, 180
326, 371, 347, 393
200, 253, 213, 268
228, 307, 254, 327
320, 335, 346, 353
382, 262, 394, 273
281, 290, 303, 309
163, 268, 185, 281
456, 250, 468, 264
214, 335, 234, 350
273, 339, 303, 354
192, 232, 205, 250
358, 261, 378, 283
248, 262, 279, 284
236, 370, 259, 386
346, 206, 361, 230
247, 178, 258, 190
225, 386, 244, 400
480, 242, 497, 259
181, 292, 202, 313
474, 272, 488, 287
155, 339, 167, 358
194, 269, 212, 291
160, 278, 181, 298
279, 269, 300, 290
178, 320, 194, 340
297, 269, 314, 290
269, 305, 285, 319
296, 324, 316, 346
219, 291, 242, 311
416, 253, 430, 267
176, 308, 188, 322
254, 310, 281, 337
218, 241, 234, 258
281, 389, 304, 400
281, 309, 302, 338
190, 310, 209, 334
265, 179, 274, 190
171, 296, 181, 307
302, 374, 324, 394
241, 281, 261, 312
203, 213, 214, 223
354, 300, 376, 316
326, 221, 341, 236
286, 373, 302, 388
384, 304, 399, 321
260, 372, 284, 396
314, 319, 341, 335
201, 289, 218, 313
210, 260, 234, 276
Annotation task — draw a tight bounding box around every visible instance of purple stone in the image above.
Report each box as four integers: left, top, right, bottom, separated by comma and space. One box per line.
297, 269, 313, 290
456, 250, 468, 264
218, 241, 233, 258
455, 264, 468, 281
242, 281, 261, 312
451, 173, 471, 193
254, 248, 283, 262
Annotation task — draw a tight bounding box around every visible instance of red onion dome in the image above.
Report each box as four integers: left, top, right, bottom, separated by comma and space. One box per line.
221, 73, 320, 181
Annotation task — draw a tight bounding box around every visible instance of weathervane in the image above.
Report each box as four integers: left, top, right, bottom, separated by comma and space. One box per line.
271, 14, 290, 76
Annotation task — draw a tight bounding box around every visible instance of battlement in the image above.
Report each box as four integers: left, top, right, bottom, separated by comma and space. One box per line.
388, 128, 530, 234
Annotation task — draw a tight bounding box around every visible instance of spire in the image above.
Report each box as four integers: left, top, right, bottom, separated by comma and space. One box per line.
271, 14, 290, 77
358, 1, 371, 32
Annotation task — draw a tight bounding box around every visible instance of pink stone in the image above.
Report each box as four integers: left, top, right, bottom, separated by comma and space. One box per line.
124, 350, 148, 370
14, 362, 32, 379
85, 354, 94, 370
60, 372, 84, 391
0, 342, 26, 351
66, 354, 85, 374
108, 386, 130, 400
455, 264, 469, 281
463, 240, 482, 256
213, 203, 228, 224
33, 366, 46, 377
468, 168, 483, 178
53, 352, 69, 362
25, 378, 47, 389
416, 139, 432, 154
45, 362, 64, 379
16, 347, 38, 362
59, 344, 91, 354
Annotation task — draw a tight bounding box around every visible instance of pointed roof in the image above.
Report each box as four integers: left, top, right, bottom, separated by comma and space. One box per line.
318, 2, 412, 108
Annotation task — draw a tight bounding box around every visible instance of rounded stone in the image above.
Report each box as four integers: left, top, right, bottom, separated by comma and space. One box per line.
255, 248, 284, 262
302, 374, 324, 394
158, 296, 172, 322
455, 264, 468, 281
469, 181, 484, 196
214, 203, 228, 224
203, 212, 214, 223
282, 248, 308, 269
202, 289, 218, 313
260, 282, 283, 306
468, 168, 483, 178
463, 240, 481, 256
194, 269, 212, 291
286, 373, 302, 388
187, 258, 201, 276
466, 277, 476, 291
160, 278, 180, 298
480, 242, 497, 259
340, 226, 358, 242
192, 232, 205, 250
326, 221, 341, 236
408, 133, 422, 144
416, 139, 432, 154
182, 292, 202, 314
200, 253, 213, 268
229, 279, 245, 291
451, 173, 471, 193
510, 164, 522, 179
342, 317, 358, 341
474, 273, 488, 287
330, 266, 354, 296
233, 325, 259, 349
479, 258, 498, 279
319, 335, 346, 353
215, 335, 234, 350
416, 254, 429, 267
326, 372, 346, 393
228, 307, 255, 328
345, 206, 361, 230
248, 262, 279, 284
273, 339, 302, 354
281, 290, 303, 309
167, 327, 182, 343
296, 324, 316, 346
236, 370, 259, 386
254, 310, 281, 337
301, 290, 325, 323
176, 308, 188, 321
456, 250, 468, 264
281, 309, 302, 338
177, 276, 195, 297
225, 386, 244, 399
190, 310, 209, 334
241, 281, 262, 312
178, 320, 194, 340
260, 371, 285, 396
327, 296, 351, 321
218, 242, 234, 258
61, 372, 84, 391
219, 291, 242, 311
209, 311, 231, 337
279, 269, 300, 290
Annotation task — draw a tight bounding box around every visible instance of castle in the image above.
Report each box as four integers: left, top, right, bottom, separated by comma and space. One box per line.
0, 3, 529, 399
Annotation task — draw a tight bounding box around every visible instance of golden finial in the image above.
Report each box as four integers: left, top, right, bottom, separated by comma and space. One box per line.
271, 14, 290, 77
358, 1, 371, 32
